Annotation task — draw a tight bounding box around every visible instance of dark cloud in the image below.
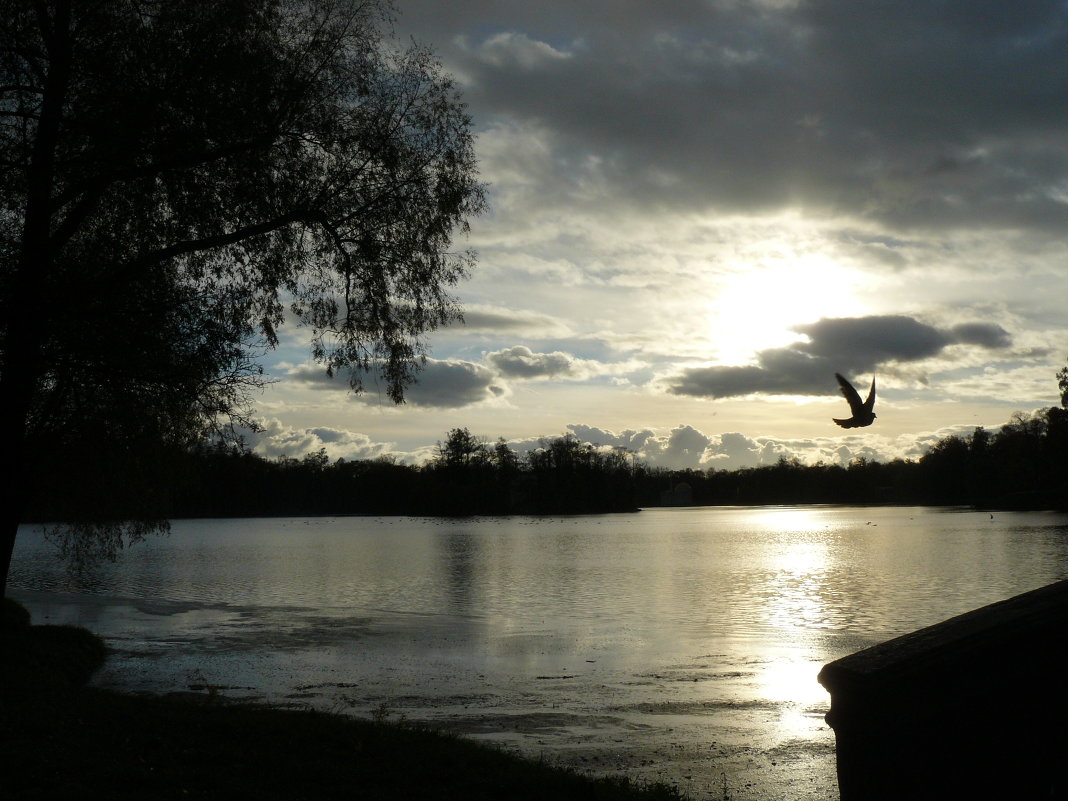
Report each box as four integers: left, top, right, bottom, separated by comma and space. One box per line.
389, 359, 507, 408
399, 0, 1068, 231
949, 322, 1013, 349
284, 363, 343, 388
669, 364, 809, 399
307, 427, 349, 444
457, 308, 570, 336
486, 345, 574, 378
794, 316, 951, 364
286, 359, 506, 408
666, 315, 1011, 399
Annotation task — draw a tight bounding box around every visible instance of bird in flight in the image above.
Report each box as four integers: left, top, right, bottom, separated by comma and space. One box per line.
833, 373, 876, 428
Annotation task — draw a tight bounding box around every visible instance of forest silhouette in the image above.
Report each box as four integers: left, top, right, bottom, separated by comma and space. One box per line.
27, 395, 1067, 523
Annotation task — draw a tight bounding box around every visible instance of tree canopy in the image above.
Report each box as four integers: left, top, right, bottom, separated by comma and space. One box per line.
0, 0, 484, 592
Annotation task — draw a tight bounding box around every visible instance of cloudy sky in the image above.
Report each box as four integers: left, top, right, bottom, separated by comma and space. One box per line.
250, 0, 1068, 471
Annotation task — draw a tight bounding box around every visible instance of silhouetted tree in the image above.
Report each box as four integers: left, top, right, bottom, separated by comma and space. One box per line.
491, 437, 520, 473
521, 435, 637, 513
435, 428, 490, 469
1058, 359, 1068, 408
0, 0, 484, 594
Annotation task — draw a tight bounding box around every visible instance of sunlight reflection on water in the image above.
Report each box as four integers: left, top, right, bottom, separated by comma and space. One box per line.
11, 506, 1068, 800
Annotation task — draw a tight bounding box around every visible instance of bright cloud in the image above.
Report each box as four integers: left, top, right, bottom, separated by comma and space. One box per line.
238, 419, 398, 462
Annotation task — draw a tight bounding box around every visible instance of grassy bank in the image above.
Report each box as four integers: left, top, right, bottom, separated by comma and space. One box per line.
1, 599, 685, 801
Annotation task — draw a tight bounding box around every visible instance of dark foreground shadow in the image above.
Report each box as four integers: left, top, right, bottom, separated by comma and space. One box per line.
819, 580, 1068, 800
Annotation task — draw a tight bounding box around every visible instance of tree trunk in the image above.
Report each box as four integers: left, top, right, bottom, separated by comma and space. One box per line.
0, 292, 47, 598
0, 493, 27, 600
0, 1, 72, 596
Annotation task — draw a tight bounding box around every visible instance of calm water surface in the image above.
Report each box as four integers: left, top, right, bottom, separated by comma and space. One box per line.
11, 506, 1068, 800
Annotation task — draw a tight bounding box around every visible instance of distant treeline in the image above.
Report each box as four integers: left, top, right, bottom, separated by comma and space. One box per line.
167, 429, 643, 517
673, 408, 1067, 510
25, 405, 1068, 522
43, 404, 1068, 520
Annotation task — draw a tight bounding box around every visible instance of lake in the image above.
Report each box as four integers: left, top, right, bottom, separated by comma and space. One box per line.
10, 506, 1068, 800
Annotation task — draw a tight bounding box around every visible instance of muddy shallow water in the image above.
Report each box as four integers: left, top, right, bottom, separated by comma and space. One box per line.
11, 507, 1068, 800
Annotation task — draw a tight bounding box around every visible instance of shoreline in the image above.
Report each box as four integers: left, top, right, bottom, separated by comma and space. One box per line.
2, 600, 688, 801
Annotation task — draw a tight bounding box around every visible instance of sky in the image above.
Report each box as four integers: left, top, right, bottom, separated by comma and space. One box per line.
249, 0, 1068, 471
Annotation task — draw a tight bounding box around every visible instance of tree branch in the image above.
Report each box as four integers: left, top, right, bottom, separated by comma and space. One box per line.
122, 208, 317, 272
0, 84, 44, 94
50, 182, 104, 249
52, 135, 277, 209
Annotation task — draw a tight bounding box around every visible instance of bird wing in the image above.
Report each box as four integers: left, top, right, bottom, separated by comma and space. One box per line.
862, 376, 876, 413
835, 373, 864, 416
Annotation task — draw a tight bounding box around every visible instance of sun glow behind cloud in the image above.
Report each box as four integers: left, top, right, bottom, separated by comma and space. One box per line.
708, 253, 868, 364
